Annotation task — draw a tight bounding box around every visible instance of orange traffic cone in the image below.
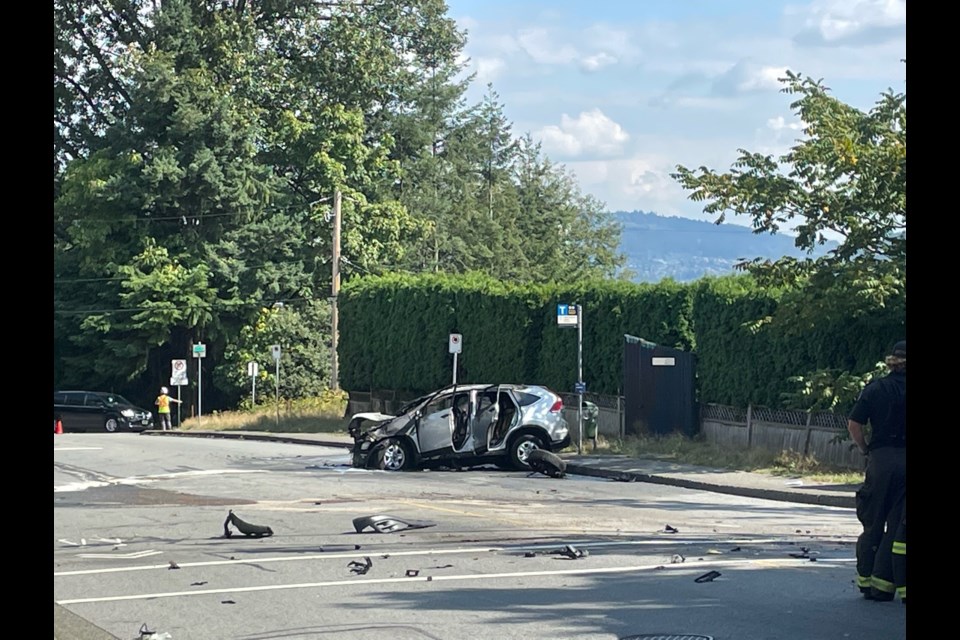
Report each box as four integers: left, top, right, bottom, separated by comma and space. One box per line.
54, 419, 63, 435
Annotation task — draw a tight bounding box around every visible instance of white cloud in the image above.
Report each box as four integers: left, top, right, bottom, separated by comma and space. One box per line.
766, 116, 803, 132
517, 28, 579, 64
564, 155, 705, 217
475, 57, 506, 83
790, 0, 906, 46
580, 52, 618, 72
712, 61, 789, 96
536, 109, 630, 158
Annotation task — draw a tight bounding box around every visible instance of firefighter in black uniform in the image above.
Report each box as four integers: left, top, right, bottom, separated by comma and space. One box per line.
847, 340, 906, 602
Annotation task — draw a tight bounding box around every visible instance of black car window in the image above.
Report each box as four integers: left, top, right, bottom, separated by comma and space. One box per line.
84, 394, 107, 407
515, 392, 540, 406
64, 393, 85, 406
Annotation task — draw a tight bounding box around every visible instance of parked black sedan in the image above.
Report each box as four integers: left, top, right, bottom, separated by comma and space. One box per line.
54, 391, 154, 433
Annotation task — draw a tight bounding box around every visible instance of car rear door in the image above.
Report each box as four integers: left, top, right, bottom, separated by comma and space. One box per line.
59, 392, 89, 432
470, 386, 500, 455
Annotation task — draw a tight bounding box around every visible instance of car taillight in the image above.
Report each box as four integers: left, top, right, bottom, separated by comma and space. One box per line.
549, 398, 563, 412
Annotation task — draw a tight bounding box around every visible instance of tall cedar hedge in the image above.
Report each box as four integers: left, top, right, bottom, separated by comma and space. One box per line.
339, 273, 902, 408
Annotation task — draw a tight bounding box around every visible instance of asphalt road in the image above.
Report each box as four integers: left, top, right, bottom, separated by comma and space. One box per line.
55, 433, 905, 640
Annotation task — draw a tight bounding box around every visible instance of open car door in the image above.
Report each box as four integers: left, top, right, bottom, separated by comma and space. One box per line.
470, 386, 500, 455
416, 391, 458, 456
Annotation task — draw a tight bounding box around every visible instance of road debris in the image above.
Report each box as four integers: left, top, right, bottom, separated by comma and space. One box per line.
406, 569, 420, 577
191, 581, 207, 586
663, 524, 679, 533
137, 623, 172, 639
554, 545, 589, 559
349, 557, 373, 575
695, 570, 722, 583
352, 515, 436, 533
223, 510, 274, 538
671, 554, 685, 564
526, 449, 567, 478
168, 561, 180, 570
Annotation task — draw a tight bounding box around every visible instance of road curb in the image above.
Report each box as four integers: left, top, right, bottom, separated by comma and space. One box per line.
563, 463, 855, 509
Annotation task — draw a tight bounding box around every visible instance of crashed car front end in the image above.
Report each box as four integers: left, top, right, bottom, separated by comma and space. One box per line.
347, 412, 396, 468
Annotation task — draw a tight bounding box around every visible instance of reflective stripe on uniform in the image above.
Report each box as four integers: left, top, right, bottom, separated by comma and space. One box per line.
870, 576, 895, 593
896, 586, 906, 600
857, 575, 872, 588
892, 541, 906, 555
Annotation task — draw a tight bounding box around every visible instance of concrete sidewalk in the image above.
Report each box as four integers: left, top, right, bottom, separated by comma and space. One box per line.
145, 429, 858, 509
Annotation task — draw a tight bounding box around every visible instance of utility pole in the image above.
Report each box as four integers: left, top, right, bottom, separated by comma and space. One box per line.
331, 189, 342, 391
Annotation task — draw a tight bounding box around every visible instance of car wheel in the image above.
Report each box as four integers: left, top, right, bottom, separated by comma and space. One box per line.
104, 417, 119, 433
509, 433, 544, 470
376, 438, 412, 471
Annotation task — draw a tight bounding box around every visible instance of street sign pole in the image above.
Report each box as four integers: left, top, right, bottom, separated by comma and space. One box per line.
171, 359, 189, 428
577, 304, 584, 455
449, 333, 462, 385
192, 345, 206, 424
248, 361, 259, 406
272, 345, 282, 427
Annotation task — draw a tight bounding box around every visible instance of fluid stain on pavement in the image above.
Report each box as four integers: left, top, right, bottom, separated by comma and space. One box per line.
54, 484, 251, 507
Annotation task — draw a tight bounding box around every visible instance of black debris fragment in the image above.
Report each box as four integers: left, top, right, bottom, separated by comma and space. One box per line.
221, 600, 236, 604
694, 570, 722, 583
664, 525, 679, 533
191, 582, 207, 586
526, 449, 567, 478
349, 557, 373, 575
789, 552, 810, 559
430, 564, 454, 569
730, 546, 742, 552
406, 569, 419, 577
524, 552, 537, 558
223, 510, 274, 538
352, 515, 436, 534
168, 561, 180, 570
554, 545, 589, 559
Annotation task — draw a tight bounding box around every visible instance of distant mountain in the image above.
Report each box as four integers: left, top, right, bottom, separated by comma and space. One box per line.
613, 211, 839, 283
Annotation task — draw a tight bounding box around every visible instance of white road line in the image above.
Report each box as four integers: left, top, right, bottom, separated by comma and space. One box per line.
54, 469, 268, 493
54, 447, 104, 451
77, 550, 162, 560
55, 557, 855, 605
54, 537, 808, 576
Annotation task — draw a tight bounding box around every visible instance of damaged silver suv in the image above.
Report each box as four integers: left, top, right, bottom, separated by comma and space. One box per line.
348, 384, 571, 471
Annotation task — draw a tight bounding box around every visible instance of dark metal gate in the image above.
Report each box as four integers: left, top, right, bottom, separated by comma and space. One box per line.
623, 335, 698, 437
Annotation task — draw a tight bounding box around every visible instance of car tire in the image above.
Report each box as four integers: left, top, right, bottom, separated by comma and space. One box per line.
509, 433, 544, 470
104, 417, 119, 433
376, 438, 412, 471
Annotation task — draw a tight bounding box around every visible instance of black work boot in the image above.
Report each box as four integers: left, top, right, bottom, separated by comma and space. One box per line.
864, 587, 895, 602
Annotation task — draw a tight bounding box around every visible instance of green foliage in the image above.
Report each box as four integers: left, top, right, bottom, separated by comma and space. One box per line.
215, 299, 333, 405
672, 70, 906, 334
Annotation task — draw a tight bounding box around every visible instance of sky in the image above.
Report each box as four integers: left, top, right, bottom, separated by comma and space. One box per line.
446, 0, 906, 226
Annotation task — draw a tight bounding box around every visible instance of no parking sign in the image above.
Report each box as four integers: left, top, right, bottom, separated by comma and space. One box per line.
171, 359, 189, 386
